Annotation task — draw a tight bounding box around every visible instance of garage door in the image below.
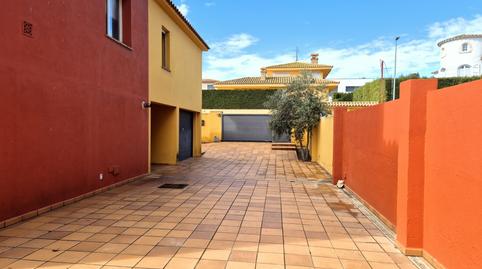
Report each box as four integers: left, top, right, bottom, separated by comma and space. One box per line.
222, 115, 290, 142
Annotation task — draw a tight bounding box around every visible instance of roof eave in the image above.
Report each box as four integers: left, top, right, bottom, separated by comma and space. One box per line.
156, 0, 209, 51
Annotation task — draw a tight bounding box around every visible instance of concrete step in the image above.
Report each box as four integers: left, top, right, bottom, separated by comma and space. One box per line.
271, 143, 297, 151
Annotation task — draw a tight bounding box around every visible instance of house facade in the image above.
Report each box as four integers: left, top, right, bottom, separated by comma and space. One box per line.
0, 0, 207, 225
148, 0, 209, 165
434, 34, 482, 77
0, 0, 149, 223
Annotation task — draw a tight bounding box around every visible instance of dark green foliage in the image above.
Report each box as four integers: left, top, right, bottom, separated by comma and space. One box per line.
332, 92, 353, 101
202, 90, 278, 109
353, 74, 482, 102
438, 76, 482, 89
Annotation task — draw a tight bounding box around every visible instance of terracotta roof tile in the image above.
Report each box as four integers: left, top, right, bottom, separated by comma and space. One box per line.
437, 34, 482, 47
327, 101, 379, 107
265, 62, 332, 69
215, 76, 338, 86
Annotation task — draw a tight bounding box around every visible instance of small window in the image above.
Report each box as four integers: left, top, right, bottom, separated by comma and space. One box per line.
106, 0, 132, 46
461, 43, 469, 53
162, 27, 171, 70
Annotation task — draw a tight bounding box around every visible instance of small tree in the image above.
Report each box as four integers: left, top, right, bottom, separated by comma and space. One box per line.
265, 72, 328, 160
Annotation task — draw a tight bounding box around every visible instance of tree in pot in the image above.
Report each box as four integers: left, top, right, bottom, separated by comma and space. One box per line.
265, 72, 328, 161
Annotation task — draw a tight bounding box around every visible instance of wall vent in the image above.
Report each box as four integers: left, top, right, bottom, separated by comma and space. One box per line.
23, 21, 33, 37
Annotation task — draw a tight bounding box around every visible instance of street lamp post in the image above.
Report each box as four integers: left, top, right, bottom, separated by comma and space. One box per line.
392, 36, 400, 100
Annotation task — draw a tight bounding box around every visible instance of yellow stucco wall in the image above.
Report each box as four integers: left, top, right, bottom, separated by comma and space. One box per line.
201, 111, 222, 143
148, 0, 205, 165
151, 105, 178, 164
311, 116, 334, 174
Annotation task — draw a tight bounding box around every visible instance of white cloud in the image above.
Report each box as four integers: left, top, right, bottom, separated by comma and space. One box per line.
203, 15, 482, 81
211, 33, 259, 55
177, 3, 189, 16
205, 2, 216, 7
428, 15, 482, 39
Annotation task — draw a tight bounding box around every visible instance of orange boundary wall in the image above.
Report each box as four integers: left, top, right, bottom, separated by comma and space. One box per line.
332, 79, 482, 269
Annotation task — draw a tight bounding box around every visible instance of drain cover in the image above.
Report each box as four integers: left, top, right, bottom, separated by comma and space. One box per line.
159, 184, 188, 189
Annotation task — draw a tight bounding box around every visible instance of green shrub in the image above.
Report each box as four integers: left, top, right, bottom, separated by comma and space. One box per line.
202, 90, 278, 109
438, 76, 482, 89
332, 92, 353, 101
353, 79, 387, 102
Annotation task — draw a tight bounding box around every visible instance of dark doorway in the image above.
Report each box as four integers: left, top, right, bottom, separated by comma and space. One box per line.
178, 110, 193, 161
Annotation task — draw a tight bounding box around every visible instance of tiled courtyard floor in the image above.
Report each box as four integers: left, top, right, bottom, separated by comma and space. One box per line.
0, 143, 418, 269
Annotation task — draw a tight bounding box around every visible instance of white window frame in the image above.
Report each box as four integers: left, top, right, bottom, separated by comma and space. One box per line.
107, 0, 123, 42
457, 64, 472, 77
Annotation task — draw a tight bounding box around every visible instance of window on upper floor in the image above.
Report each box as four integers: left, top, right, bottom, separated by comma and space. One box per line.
457, 64, 472, 77
162, 27, 171, 71
461, 42, 470, 53
106, 0, 132, 46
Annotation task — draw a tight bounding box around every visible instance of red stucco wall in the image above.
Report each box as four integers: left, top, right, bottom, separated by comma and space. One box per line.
423, 80, 482, 269
332, 79, 482, 268
339, 101, 402, 226
0, 1, 149, 222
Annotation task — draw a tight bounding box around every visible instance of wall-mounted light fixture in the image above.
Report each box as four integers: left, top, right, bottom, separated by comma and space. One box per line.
142, 101, 151, 109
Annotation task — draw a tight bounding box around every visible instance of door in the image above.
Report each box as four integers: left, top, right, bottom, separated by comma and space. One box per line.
222, 115, 290, 142
178, 110, 193, 161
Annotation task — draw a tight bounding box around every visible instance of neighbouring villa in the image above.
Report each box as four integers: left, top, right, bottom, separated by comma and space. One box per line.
433, 34, 482, 77
214, 53, 339, 92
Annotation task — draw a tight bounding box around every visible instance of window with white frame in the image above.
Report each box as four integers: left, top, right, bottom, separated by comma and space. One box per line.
107, 0, 122, 41
106, 0, 132, 47
457, 64, 471, 77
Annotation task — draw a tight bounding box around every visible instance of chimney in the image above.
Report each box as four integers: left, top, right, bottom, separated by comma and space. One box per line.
311, 53, 319, 64
260, 68, 267, 80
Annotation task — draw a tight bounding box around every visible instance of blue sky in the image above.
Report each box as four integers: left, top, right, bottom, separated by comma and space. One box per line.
174, 0, 482, 80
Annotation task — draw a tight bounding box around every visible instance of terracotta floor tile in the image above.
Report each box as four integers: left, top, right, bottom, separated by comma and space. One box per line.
257, 252, 284, 265
0, 257, 17, 268
202, 249, 231, 260
226, 261, 255, 269
69, 242, 103, 252
165, 257, 199, 269
5, 259, 44, 268
79, 252, 116, 265
312, 256, 343, 268
96, 243, 129, 253
50, 250, 89, 263
37, 261, 72, 268
362, 251, 395, 263
105, 254, 143, 267
0, 143, 422, 269
195, 259, 226, 269
285, 253, 313, 267
340, 259, 372, 269
0, 247, 36, 259
229, 250, 257, 263
24, 249, 63, 261
175, 247, 204, 259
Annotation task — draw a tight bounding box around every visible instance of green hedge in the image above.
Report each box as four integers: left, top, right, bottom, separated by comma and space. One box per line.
353, 75, 482, 102
353, 79, 387, 102
332, 92, 353, 101
202, 90, 278, 109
